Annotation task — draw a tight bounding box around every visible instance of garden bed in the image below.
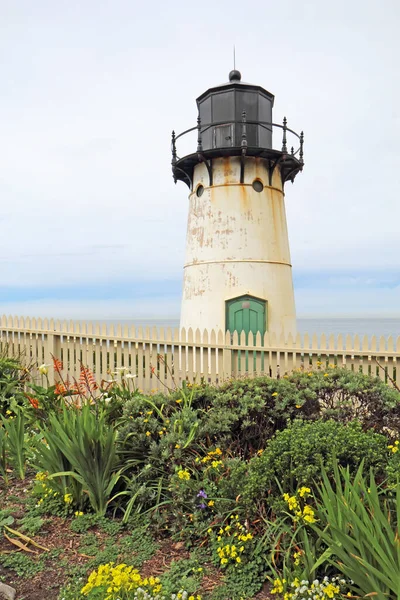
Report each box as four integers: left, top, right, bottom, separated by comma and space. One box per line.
1, 353, 400, 599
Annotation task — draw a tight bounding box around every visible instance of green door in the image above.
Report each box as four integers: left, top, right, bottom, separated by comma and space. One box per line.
226, 295, 267, 337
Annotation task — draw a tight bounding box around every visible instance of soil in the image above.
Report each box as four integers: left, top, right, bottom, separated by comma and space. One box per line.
0, 477, 274, 600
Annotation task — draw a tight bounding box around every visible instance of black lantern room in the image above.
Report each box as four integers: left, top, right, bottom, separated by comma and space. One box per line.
171, 71, 304, 189
197, 69, 274, 150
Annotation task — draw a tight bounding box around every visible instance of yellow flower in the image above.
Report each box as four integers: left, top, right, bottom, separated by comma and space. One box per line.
272, 392, 278, 397
283, 494, 298, 511
159, 430, 164, 436
293, 551, 302, 565
64, 493, 73, 504
324, 373, 329, 377
323, 583, 340, 598
146, 431, 151, 436
208, 500, 214, 506
75, 511, 84, 517
177, 469, 190, 480
38, 363, 50, 375
295, 404, 302, 408
298, 486, 311, 498
175, 444, 181, 449
271, 578, 286, 594
176, 399, 182, 403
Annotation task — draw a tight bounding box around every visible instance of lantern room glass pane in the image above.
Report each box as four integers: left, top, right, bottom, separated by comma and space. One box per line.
235, 91, 258, 121
199, 96, 212, 150
259, 95, 272, 148
212, 91, 235, 123
235, 91, 258, 146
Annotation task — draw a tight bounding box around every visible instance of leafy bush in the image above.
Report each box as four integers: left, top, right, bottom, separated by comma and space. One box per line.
241, 420, 389, 512
198, 369, 400, 454
287, 367, 400, 433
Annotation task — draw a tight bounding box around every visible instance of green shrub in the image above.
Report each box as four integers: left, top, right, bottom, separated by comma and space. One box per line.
241, 420, 389, 512
118, 370, 400, 482
287, 367, 400, 433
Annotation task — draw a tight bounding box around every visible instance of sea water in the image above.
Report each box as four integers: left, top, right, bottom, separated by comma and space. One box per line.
104, 318, 400, 339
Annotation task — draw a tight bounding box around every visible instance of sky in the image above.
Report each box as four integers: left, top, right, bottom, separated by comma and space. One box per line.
1, 0, 400, 320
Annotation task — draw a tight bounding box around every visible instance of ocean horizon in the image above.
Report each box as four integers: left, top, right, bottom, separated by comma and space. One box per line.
101, 317, 400, 339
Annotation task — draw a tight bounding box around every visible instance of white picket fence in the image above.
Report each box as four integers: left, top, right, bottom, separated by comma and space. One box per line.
1, 315, 400, 393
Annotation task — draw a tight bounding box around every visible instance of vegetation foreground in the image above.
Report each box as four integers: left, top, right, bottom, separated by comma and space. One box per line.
1, 350, 400, 600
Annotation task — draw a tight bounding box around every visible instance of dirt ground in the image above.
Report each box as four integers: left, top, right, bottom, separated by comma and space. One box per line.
0, 477, 274, 600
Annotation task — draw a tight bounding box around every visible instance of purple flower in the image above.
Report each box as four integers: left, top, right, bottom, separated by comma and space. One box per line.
197, 490, 208, 499
198, 502, 206, 509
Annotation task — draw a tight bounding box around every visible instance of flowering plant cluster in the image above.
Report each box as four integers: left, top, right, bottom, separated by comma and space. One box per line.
208, 516, 254, 569
80, 563, 201, 600
81, 563, 162, 599
283, 487, 317, 524
195, 447, 223, 469
32, 471, 73, 514
388, 440, 399, 453
168, 448, 228, 531
271, 576, 348, 600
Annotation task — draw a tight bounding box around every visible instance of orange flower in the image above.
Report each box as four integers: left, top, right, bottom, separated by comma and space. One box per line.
79, 365, 98, 392
55, 382, 66, 395
52, 357, 63, 374
27, 396, 39, 409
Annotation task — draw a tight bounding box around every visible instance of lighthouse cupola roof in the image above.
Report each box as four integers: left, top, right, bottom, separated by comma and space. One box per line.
171, 71, 304, 189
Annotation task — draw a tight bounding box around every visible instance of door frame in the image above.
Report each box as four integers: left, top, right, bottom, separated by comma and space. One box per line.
225, 294, 267, 335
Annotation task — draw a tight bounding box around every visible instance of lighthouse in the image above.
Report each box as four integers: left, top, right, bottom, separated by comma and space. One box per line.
171, 70, 304, 338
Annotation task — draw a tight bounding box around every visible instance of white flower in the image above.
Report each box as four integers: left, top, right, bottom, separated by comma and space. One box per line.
125, 373, 137, 379
103, 397, 112, 404
39, 363, 50, 375
115, 366, 130, 375
300, 586, 308, 594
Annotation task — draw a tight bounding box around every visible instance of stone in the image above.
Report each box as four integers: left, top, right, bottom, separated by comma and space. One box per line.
0, 583, 16, 600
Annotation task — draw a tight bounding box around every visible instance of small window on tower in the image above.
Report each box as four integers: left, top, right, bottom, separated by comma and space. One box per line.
196, 185, 204, 197
252, 180, 264, 193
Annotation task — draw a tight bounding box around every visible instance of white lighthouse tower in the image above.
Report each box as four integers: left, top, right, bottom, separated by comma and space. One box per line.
172, 70, 304, 338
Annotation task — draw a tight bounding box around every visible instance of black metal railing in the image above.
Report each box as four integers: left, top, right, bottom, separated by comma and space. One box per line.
171, 115, 304, 166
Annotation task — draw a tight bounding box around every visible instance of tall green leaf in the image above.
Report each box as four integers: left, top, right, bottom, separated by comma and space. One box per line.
313, 462, 400, 600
